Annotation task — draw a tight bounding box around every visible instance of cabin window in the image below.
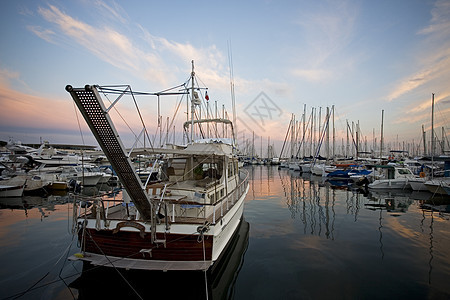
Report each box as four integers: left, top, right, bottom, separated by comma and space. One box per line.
398, 168, 411, 175
209, 193, 215, 202
220, 189, 224, 197
194, 163, 204, 179
387, 169, 395, 179
228, 163, 233, 177
203, 162, 222, 179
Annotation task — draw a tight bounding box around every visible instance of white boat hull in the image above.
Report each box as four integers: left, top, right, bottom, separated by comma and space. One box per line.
368, 179, 410, 189
0, 185, 24, 197
408, 178, 427, 191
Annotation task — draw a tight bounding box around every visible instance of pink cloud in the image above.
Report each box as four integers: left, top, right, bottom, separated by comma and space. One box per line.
0, 83, 81, 131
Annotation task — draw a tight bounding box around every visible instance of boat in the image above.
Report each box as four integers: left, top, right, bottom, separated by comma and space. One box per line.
408, 177, 428, 191
0, 184, 24, 197
368, 165, 415, 189
443, 185, 450, 196
69, 219, 249, 299
0, 176, 26, 197
424, 178, 450, 195
47, 165, 103, 186
66, 61, 249, 271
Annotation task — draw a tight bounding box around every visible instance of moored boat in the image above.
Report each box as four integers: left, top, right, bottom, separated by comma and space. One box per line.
424, 178, 450, 195
368, 165, 415, 190
408, 177, 428, 191
66, 62, 249, 271
0, 184, 24, 197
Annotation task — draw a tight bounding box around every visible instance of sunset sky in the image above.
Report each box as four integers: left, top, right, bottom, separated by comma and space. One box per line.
0, 0, 449, 154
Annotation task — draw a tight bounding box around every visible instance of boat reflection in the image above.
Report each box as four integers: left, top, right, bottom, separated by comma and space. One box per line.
0, 194, 73, 219
365, 189, 414, 215
69, 219, 249, 299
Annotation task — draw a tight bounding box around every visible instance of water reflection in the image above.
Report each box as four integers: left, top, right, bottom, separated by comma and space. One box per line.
278, 170, 341, 238
270, 167, 450, 288
70, 220, 249, 299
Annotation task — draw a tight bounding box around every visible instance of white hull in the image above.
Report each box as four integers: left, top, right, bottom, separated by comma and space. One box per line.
73, 182, 249, 270
211, 184, 248, 261
408, 178, 427, 191
70, 174, 103, 186
368, 178, 410, 189
288, 162, 301, 171
424, 179, 450, 195
300, 163, 312, 173
0, 185, 24, 197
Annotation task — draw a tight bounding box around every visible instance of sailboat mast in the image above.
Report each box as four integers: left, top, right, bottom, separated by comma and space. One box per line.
431, 93, 435, 179
422, 124, 427, 156
332, 105, 335, 158
190, 60, 195, 143
326, 106, 329, 162
431, 93, 435, 157
380, 110, 384, 163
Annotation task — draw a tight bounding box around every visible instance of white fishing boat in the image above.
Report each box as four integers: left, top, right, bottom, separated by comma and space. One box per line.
66, 62, 249, 271
368, 165, 415, 189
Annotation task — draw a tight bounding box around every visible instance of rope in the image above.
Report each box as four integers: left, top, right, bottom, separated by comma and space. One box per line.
6, 235, 78, 300
73, 101, 85, 146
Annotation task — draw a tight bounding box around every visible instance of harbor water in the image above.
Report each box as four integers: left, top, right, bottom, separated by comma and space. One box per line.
1, 165, 450, 299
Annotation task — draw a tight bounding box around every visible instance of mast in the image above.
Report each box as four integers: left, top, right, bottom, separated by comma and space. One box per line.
346, 120, 349, 158
422, 124, 427, 156
302, 104, 306, 159
380, 110, 384, 163
431, 93, 435, 179
326, 106, 330, 162
356, 120, 359, 160
332, 105, 335, 159
310, 107, 314, 157
252, 131, 255, 160
431, 93, 435, 157
291, 114, 295, 160
190, 60, 195, 143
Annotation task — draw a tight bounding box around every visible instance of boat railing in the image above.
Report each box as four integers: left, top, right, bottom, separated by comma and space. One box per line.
153, 169, 249, 225
208, 168, 249, 224
73, 169, 249, 226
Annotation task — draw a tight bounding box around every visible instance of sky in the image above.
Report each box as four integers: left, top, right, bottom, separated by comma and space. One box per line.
0, 0, 449, 156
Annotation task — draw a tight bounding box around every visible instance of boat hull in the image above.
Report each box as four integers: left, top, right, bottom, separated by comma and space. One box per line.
0, 185, 24, 197
74, 184, 248, 271
408, 178, 427, 191
368, 179, 410, 190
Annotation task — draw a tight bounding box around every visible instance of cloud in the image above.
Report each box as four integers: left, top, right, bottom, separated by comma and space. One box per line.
291, 68, 332, 82
387, 0, 450, 102
0, 82, 79, 132
93, 0, 129, 24
0, 68, 31, 92
27, 25, 56, 43
30, 3, 232, 89
291, 1, 358, 81
418, 0, 450, 37
0, 68, 20, 85
386, 69, 433, 101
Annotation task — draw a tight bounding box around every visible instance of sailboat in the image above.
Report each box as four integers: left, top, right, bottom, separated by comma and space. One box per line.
66, 61, 249, 271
